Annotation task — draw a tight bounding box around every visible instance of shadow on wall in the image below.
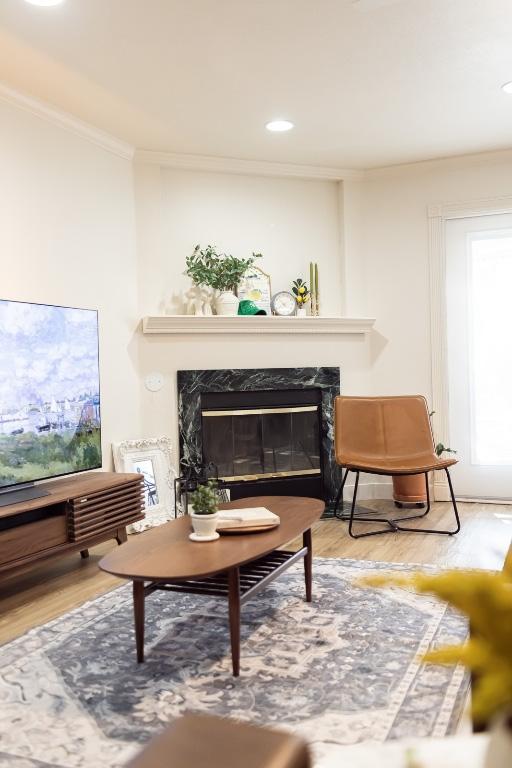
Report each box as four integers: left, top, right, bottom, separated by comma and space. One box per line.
369, 328, 388, 365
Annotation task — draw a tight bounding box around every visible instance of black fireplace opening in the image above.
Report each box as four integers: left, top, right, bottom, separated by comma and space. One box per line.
201, 388, 323, 500
177, 367, 341, 508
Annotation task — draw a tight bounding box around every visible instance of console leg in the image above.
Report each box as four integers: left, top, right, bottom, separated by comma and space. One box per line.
228, 567, 241, 677
303, 528, 312, 602
80, 549, 89, 559
116, 527, 128, 545
133, 580, 145, 663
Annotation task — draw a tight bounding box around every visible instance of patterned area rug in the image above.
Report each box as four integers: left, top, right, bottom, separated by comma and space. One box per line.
0, 558, 469, 768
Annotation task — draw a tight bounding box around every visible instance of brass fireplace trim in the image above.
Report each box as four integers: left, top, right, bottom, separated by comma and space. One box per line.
202, 405, 318, 417
220, 468, 321, 482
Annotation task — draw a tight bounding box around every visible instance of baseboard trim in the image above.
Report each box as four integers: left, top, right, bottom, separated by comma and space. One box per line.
342, 480, 394, 501
434, 479, 450, 502
432, 479, 510, 504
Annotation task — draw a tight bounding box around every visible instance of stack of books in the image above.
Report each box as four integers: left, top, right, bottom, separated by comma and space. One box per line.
216, 507, 280, 531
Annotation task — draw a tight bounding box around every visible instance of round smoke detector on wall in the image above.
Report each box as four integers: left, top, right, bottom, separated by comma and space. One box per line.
144, 372, 164, 392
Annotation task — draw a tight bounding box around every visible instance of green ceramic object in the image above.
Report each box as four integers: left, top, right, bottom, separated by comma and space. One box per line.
237, 299, 267, 316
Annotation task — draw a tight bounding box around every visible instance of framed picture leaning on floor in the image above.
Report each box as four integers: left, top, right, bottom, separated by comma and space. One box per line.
112, 436, 176, 532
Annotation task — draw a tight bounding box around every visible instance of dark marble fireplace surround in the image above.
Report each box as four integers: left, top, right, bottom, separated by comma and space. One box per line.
177, 367, 341, 505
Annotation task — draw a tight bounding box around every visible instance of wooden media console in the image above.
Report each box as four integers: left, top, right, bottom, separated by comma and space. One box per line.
0, 472, 144, 575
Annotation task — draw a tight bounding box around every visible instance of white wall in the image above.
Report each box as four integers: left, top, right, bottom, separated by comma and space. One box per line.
357, 150, 512, 404
134, 163, 373, 460
136, 164, 344, 316
0, 98, 141, 466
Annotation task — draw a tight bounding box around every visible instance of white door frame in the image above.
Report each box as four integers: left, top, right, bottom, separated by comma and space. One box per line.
429, 195, 512, 501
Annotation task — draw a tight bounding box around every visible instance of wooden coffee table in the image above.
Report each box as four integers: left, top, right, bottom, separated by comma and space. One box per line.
99, 496, 323, 676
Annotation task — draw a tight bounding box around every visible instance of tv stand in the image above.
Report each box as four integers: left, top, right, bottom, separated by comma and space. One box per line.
0, 472, 144, 576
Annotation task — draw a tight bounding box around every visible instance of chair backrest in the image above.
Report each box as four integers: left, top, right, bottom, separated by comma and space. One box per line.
334, 395, 435, 465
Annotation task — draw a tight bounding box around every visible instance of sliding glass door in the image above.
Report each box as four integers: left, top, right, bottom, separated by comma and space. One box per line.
445, 214, 512, 500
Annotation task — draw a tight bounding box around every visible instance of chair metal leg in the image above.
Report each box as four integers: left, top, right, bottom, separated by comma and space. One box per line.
348, 472, 398, 539
338, 468, 461, 538
333, 468, 349, 519
335, 468, 394, 524
445, 467, 461, 534
392, 467, 460, 535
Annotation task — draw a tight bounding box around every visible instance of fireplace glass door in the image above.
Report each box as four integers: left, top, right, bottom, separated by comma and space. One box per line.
201, 405, 321, 481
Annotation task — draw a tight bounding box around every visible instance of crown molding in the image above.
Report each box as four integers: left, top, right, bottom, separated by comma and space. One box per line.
427, 195, 512, 220
134, 149, 363, 181
4, 80, 512, 177
363, 147, 512, 180
0, 82, 134, 161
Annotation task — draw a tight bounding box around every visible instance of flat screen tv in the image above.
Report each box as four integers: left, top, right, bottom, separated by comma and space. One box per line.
0, 299, 101, 506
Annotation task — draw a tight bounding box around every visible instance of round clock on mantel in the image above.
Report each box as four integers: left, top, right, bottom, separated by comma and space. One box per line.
271, 291, 296, 316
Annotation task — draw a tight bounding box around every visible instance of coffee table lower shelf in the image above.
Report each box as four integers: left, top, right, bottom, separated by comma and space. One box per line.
132, 530, 313, 676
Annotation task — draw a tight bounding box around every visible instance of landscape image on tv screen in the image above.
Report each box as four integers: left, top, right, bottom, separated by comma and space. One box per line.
0, 300, 101, 489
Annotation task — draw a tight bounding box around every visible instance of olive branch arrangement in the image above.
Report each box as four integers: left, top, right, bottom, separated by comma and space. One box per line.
185, 245, 262, 292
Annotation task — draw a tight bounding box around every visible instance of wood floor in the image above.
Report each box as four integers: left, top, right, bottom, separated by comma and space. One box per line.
0, 498, 511, 647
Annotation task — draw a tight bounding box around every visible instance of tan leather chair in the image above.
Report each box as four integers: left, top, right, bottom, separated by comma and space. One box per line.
127, 713, 311, 768
333, 395, 461, 538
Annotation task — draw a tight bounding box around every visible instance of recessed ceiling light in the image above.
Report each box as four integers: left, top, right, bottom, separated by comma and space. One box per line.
265, 120, 294, 133
501, 81, 512, 94
24, 0, 66, 6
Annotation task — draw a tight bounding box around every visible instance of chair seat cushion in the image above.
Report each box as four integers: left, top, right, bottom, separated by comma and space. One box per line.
340, 453, 457, 475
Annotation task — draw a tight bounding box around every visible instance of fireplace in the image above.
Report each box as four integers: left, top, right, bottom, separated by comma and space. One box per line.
201, 386, 323, 491
177, 368, 340, 506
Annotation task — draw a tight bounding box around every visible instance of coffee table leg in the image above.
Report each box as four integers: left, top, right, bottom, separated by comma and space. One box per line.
303, 528, 312, 602
133, 580, 145, 663
228, 567, 240, 677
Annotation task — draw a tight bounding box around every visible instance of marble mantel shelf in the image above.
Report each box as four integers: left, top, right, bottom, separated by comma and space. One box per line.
142, 315, 376, 335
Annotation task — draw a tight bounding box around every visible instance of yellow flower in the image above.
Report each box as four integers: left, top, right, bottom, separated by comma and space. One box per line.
299, 286, 306, 294
296, 295, 303, 304
360, 563, 512, 723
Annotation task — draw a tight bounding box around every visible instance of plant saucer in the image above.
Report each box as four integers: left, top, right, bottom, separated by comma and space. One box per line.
189, 531, 220, 542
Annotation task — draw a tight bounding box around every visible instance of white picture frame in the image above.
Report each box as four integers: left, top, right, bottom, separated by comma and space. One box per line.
237, 265, 272, 314
112, 436, 176, 532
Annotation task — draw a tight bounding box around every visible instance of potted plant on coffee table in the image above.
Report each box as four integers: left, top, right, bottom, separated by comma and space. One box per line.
188, 480, 220, 541
185, 245, 261, 316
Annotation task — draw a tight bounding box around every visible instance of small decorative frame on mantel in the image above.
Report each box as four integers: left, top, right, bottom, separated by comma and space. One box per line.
237, 265, 272, 315
112, 436, 176, 532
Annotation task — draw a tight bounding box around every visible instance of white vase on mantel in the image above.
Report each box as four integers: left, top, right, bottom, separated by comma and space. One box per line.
485, 716, 512, 768
215, 290, 239, 316
296, 307, 307, 317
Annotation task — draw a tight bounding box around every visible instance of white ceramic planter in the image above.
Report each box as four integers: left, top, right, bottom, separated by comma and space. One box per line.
485, 716, 512, 768
189, 510, 219, 541
296, 307, 307, 317
215, 290, 239, 316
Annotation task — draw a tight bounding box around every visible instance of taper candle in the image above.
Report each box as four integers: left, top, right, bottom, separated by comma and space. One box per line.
314, 262, 319, 316
309, 262, 314, 316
